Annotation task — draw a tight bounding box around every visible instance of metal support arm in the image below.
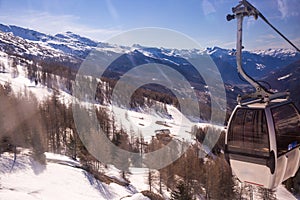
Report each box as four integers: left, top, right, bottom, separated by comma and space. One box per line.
227, 0, 300, 103
228, 0, 271, 99
236, 14, 269, 97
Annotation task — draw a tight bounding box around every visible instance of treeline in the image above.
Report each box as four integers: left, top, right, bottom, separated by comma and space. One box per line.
143, 127, 235, 199
0, 83, 130, 172
0, 83, 46, 162
2, 53, 215, 121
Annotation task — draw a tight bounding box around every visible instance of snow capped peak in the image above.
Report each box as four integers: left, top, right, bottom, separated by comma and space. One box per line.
54, 33, 70, 40
55, 31, 98, 46
206, 46, 223, 51
0, 23, 54, 42
205, 46, 232, 56
131, 43, 144, 49
65, 31, 73, 34
251, 48, 299, 58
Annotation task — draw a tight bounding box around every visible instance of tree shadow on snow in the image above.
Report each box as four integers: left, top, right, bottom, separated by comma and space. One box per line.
82, 171, 114, 199
0, 151, 40, 174
30, 158, 46, 175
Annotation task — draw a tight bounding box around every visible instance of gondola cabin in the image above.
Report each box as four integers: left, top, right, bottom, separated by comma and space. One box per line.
225, 97, 300, 189
225, 0, 300, 189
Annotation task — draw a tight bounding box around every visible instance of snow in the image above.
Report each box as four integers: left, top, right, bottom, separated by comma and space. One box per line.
111, 103, 220, 143
128, 168, 151, 192
44, 152, 80, 167
0, 51, 73, 104
0, 151, 150, 200
0, 52, 50, 101
128, 168, 170, 199
251, 48, 298, 58
121, 193, 150, 200
255, 63, 266, 70
276, 185, 298, 200
102, 165, 127, 184
1, 150, 297, 199
278, 73, 293, 81
1, 49, 297, 199
161, 58, 180, 66
0, 31, 64, 59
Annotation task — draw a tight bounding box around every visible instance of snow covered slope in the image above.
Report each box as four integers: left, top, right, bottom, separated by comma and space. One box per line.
0, 150, 151, 200
0, 51, 72, 104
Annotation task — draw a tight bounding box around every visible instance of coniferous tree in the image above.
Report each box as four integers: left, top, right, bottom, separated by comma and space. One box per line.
171, 181, 194, 200
0, 61, 5, 72
10, 57, 19, 78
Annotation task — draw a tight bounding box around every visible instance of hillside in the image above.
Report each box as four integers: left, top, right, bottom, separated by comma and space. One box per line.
264, 59, 300, 109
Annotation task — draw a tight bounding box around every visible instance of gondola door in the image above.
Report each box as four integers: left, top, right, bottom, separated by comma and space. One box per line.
226, 107, 276, 188
271, 103, 300, 185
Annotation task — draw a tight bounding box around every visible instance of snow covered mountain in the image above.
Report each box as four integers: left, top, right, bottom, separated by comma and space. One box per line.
1, 23, 299, 86
264, 59, 300, 108
0, 23, 120, 60
1, 23, 300, 103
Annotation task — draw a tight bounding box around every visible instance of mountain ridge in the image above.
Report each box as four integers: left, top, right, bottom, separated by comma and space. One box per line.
1, 22, 300, 101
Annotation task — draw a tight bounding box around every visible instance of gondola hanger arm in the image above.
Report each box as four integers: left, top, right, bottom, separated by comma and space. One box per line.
227, 0, 300, 102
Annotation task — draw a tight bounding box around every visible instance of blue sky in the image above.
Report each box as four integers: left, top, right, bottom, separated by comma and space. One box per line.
0, 0, 299, 50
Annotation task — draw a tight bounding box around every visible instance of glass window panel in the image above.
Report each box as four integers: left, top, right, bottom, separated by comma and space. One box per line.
228, 108, 270, 156
272, 103, 300, 155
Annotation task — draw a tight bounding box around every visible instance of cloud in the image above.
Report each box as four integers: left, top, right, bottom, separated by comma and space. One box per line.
277, 0, 299, 19
0, 10, 121, 42
105, 0, 119, 21
246, 17, 256, 30
202, 0, 216, 16
277, 0, 288, 18
221, 41, 236, 49
255, 34, 300, 50
290, 37, 300, 48
260, 34, 277, 40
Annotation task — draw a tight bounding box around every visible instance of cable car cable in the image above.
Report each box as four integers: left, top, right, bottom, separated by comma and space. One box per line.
258, 13, 300, 52
242, 0, 300, 52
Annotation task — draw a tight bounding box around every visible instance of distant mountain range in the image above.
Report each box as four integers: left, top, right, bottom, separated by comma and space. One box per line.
1, 23, 300, 108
